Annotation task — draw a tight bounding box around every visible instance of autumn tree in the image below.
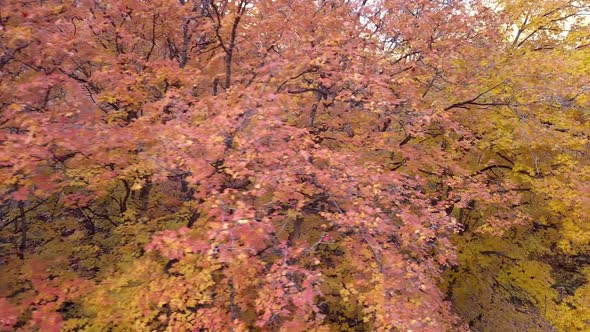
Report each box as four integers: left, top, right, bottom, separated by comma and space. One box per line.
440, 0, 590, 330
0, 0, 588, 331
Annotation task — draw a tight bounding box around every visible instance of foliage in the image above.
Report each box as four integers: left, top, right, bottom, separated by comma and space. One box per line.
0, 0, 588, 330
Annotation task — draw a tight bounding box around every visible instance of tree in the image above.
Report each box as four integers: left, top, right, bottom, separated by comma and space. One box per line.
0, 0, 588, 330
441, 1, 590, 330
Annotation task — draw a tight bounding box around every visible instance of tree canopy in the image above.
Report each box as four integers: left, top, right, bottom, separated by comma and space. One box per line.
0, 0, 589, 330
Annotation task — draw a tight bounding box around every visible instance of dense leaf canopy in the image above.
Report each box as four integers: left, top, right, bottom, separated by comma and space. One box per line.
0, 0, 588, 330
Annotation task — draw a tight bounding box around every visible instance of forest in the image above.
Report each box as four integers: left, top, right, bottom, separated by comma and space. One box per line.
0, 0, 589, 331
